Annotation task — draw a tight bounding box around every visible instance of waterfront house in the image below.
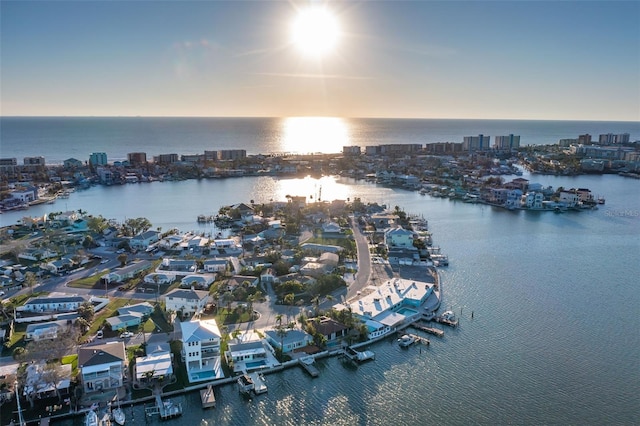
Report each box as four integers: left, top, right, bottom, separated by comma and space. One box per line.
24, 362, 72, 399
370, 212, 399, 230
164, 288, 210, 317
559, 190, 580, 208
225, 332, 279, 373
130, 230, 160, 251
522, 192, 544, 209
384, 227, 416, 249
78, 341, 126, 393
506, 189, 523, 209
343, 278, 434, 330
135, 342, 173, 382
308, 317, 348, 343
264, 329, 313, 354
103, 260, 153, 283
180, 318, 224, 383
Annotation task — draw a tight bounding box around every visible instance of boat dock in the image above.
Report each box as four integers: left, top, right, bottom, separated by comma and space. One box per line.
298, 357, 320, 377
250, 372, 267, 394
412, 322, 445, 337
433, 317, 459, 327
407, 333, 430, 346
343, 346, 376, 362
200, 385, 216, 408
145, 395, 183, 419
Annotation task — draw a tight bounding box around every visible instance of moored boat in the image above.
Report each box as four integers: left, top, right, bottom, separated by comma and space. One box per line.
398, 334, 415, 347
85, 410, 99, 426
112, 407, 125, 425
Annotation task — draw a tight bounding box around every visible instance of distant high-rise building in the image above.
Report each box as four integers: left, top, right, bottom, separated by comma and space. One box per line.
154, 153, 179, 164
24, 156, 45, 166
89, 152, 108, 166
343, 146, 361, 156
494, 134, 520, 150
578, 134, 592, 144
204, 151, 219, 161
463, 134, 490, 151
598, 134, 615, 145
127, 152, 147, 165
218, 150, 246, 161
615, 133, 630, 144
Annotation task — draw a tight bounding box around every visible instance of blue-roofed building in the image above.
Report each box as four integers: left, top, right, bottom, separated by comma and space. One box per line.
264, 329, 313, 354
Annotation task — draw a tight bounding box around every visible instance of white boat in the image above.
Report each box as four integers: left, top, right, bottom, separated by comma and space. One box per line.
85, 410, 99, 426
250, 372, 268, 394
441, 310, 456, 321
397, 334, 415, 347
112, 407, 125, 425
357, 350, 375, 362
237, 374, 254, 394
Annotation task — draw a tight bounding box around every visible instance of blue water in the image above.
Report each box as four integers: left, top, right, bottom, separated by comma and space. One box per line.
1, 117, 638, 424
191, 371, 217, 382
1, 116, 638, 164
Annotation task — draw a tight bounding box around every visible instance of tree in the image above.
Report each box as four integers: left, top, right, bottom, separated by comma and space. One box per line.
23, 272, 37, 295
41, 363, 65, 402
117, 253, 128, 267
124, 217, 152, 236
87, 215, 109, 234
77, 301, 95, 322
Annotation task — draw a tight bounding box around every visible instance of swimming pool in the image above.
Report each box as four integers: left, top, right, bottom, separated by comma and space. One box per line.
191, 370, 217, 381
246, 360, 267, 369
397, 307, 418, 316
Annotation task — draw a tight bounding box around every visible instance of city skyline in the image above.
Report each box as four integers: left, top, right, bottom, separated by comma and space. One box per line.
1, 1, 639, 121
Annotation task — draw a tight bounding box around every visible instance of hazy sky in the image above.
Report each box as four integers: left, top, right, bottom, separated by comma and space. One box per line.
2, 1, 639, 120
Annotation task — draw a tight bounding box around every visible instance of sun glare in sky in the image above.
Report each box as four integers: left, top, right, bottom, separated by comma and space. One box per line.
291, 6, 340, 58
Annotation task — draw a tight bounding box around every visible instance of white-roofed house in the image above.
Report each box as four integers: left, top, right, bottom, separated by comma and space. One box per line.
163, 288, 210, 318
225, 332, 280, 373
180, 274, 214, 290
135, 342, 174, 383
203, 258, 228, 273
180, 318, 224, 382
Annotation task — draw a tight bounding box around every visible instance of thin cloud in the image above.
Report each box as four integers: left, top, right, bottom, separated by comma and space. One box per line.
254, 72, 373, 80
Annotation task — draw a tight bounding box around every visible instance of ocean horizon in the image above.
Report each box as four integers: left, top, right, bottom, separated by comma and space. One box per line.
2, 116, 638, 165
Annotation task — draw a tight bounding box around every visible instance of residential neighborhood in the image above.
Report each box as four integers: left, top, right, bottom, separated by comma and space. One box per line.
0, 196, 452, 425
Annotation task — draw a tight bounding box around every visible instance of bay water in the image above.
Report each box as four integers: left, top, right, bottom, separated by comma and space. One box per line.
1, 117, 638, 424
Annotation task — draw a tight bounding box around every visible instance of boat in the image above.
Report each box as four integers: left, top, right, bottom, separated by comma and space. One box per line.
357, 350, 376, 362
397, 334, 415, 347
441, 310, 456, 321
112, 407, 125, 425
597, 196, 605, 204
85, 410, 99, 426
237, 374, 254, 394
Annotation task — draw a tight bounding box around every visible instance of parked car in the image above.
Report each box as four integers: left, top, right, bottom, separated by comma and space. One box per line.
100, 259, 109, 264
120, 331, 134, 338
96, 330, 103, 339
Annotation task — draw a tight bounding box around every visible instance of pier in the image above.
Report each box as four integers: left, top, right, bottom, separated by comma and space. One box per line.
145, 394, 182, 419
406, 333, 430, 346
412, 322, 445, 337
299, 357, 320, 377
200, 385, 216, 408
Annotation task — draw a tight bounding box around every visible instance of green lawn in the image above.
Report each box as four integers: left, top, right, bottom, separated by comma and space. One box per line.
67, 269, 110, 289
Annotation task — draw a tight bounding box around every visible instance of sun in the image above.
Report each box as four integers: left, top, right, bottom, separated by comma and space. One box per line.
291, 7, 340, 57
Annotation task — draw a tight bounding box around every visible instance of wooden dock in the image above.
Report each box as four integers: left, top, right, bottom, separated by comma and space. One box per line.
412, 322, 445, 337
146, 395, 183, 419
299, 357, 319, 377
433, 317, 459, 327
408, 333, 430, 346
200, 384, 216, 408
